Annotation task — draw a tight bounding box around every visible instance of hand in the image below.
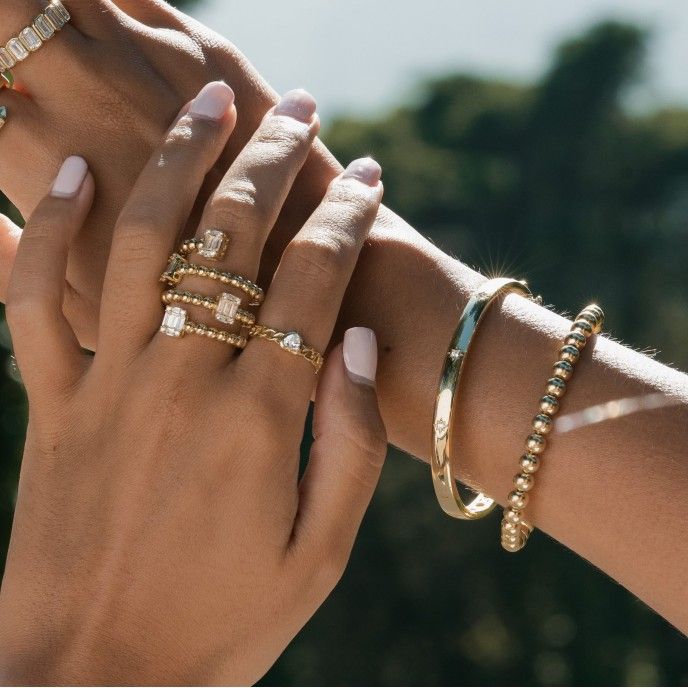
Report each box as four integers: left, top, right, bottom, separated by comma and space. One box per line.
1, 0, 325, 349
0, 81, 387, 684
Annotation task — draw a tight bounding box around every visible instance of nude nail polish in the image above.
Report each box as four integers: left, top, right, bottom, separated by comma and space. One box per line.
342, 157, 382, 187
189, 81, 235, 121
344, 327, 378, 387
274, 89, 317, 123
50, 156, 88, 199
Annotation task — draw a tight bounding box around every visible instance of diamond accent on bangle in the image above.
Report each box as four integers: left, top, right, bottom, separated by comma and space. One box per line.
448, 349, 463, 363
281, 332, 303, 352
434, 418, 449, 438
198, 229, 229, 260
215, 293, 241, 325
33, 14, 56, 40
0, 48, 15, 70
44, 4, 68, 29
19, 27, 42, 52
6, 39, 29, 62
160, 306, 187, 337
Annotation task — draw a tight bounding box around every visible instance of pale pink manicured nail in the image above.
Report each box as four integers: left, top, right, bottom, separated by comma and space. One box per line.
343, 327, 378, 387
274, 89, 317, 123
50, 156, 88, 199
342, 157, 382, 187
189, 81, 235, 121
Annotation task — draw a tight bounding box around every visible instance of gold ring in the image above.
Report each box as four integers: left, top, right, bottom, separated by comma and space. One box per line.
249, 325, 324, 373
160, 254, 264, 306
162, 289, 256, 327
179, 229, 229, 262
0, 2, 70, 73
160, 306, 247, 348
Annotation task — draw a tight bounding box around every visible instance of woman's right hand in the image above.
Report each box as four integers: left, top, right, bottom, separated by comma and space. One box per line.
0, 81, 387, 684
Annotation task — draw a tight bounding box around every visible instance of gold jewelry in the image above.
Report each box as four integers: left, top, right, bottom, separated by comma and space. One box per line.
160, 306, 247, 348
432, 277, 534, 520
160, 254, 264, 306
0, 106, 6, 130
0, 2, 70, 72
249, 324, 324, 373
179, 229, 229, 261
1, 71, 13, 89
500, 304, 604, 552
162, 289, 256, 327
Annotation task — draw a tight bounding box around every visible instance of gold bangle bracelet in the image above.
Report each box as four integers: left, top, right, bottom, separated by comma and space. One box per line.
162, 289, 256, 327
159, 253, 264, 306
432, 277, 533, 520
249, 325, 325, 373
501, 304, 604, 552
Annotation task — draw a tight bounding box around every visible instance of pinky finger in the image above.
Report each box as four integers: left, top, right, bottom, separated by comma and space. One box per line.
289, 328, 387, 592
5, 157, 93, 396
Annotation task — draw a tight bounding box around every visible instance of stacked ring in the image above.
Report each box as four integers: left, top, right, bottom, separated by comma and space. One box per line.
179, 229, 229, 261
0, 1, 70, 84
162, 289, 256, 327
160, 254, 264, 306
249, 325, 324, 373
160, 306, 247, 348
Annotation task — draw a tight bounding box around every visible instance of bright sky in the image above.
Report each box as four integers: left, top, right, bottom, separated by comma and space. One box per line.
192, 0, 688, 122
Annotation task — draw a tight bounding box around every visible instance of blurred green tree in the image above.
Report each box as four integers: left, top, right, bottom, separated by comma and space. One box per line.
1, 18, 687, 687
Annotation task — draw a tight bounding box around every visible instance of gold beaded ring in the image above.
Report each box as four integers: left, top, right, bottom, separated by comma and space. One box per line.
162, 289, 256, 327
179, 229, 229, 262
159, 306, 248, 348
0, 1, 70, 76
160, 254, 264, 306
500, 304, 604, 552
249, 324, 324, 373
432, 277, 534, 520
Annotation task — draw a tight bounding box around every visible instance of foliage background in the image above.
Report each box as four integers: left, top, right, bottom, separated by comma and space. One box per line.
1, 3, 688, 685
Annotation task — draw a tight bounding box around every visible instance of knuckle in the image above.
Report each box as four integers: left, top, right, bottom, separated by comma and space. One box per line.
207, 178, 261, 231
113, 213, 161, 257
284, 235, 353, 284
324, 180, 379, 220
253, 117, 311, 156
161, 118, 217, 163
6, 293, 52, 334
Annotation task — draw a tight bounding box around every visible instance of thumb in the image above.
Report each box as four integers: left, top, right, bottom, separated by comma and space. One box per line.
291, 328, 387, 585
0, 211, 21, 301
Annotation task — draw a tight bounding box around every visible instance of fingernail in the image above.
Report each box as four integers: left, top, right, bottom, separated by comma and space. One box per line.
51, 156, 88, 199
342, 157, 382, 187
343, 327, 378, 387
274, 88, 317, 124
189, 81, 235, 121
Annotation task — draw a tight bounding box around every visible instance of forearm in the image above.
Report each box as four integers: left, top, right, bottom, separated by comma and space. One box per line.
207, 42, 688, 629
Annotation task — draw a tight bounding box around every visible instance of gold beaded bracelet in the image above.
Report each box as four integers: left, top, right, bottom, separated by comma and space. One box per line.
500, 304, 604, 552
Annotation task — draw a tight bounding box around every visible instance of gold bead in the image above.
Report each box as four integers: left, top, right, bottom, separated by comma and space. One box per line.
502, 520, 519, 535
559, 345, 580, 364
502, 539, 522, 552
533, 413, 553, 434
546, 377, 567, 397
508, 490, 528, 509
526, 433, 546, 454
519, 453, 540, 474
540, 394, 559, 415
514, 472, 534, 491
565, 331, 587, 350
504, 508, 522, 524
552, 360, 574, 380
503, 532, 520, 544
579, 307, 604, 334
571, 319, 593, 338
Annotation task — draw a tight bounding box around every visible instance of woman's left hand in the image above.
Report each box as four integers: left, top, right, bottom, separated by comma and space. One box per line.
0, 82, 386, 685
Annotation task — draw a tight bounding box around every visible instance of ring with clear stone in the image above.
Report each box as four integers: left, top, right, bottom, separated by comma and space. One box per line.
179, 229, 230, 262
248, 325, 324, 373
0, 2, 71, 76
161, 289, 256, 328
159, 306, 248, 348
